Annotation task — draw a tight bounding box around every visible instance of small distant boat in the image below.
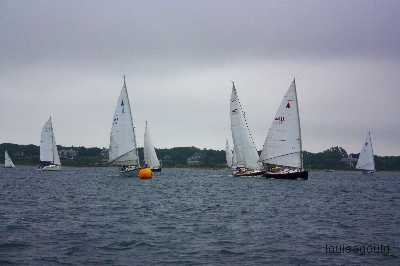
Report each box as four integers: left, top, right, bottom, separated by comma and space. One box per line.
4, 150, 15, 168
325, 169, 336, 172
225, 139, 233, 168
260, 79, 308, 180
109, 76, 140, 176
355, 130, 375, 174
143, 121, 161, 172
38, 116, 61, 171
230, 82, 263, 177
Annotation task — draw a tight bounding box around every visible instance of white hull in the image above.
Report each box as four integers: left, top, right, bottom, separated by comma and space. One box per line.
361, 170, 375, 174
120, 165, 138, 176
232, 168, 263, 177
39, 164, 61, 171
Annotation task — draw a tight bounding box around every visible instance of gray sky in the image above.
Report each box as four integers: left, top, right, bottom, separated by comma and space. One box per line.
0, 0, 399, 155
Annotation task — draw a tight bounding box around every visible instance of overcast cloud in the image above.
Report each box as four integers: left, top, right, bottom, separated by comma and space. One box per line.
0, 0, 399, 155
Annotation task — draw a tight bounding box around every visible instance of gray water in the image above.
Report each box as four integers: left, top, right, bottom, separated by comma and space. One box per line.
0, 167, 399, 265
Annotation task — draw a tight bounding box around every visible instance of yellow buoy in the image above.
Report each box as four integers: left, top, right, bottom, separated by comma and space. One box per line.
138, 168, 153, 179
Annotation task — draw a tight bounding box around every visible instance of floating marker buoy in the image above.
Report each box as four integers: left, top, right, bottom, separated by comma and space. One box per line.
138, 168, 153, 179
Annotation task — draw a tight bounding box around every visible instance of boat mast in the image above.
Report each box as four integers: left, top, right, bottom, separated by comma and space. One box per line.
369, 130, 375, 170
124, 75, 140, 167
50, 116, 55, 164
293, 78, 303, 170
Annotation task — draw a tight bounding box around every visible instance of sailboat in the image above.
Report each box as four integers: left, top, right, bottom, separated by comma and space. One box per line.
225, 139, 233, 168
230, 82, 263, 176
38, 116, 61, 171
355, 130, 375, 174
143, 121, 161, 172
260, 79, 308, 180
109, 76, 140, 176
4, 150, 15, 168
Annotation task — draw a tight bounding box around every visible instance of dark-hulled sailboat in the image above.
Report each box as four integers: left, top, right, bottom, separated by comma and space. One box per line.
260, 79, 308, 180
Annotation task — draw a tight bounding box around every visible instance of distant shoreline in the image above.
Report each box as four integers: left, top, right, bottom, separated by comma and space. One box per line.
1, 143, 400, 171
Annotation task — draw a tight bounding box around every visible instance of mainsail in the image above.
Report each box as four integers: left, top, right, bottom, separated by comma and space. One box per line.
232, 149, 237, 168
109, 76, 139, 167
225, 139, 233, 168
143, 121, 160, 169
230, 82, 260, 170
4, 150, 15, 168
40, 117, 61, 165
260, 79, 303, 169
356, 131, 375, 171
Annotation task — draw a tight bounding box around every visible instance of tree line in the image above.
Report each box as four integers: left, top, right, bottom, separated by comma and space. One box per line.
1, 143, 399, 170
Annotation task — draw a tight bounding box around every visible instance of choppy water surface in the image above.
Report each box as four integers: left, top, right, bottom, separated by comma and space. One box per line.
0, 167, 399, 265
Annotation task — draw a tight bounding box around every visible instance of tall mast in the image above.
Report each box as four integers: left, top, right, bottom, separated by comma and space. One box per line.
293, 78, 303, 169
50, 116, 55, 163
124, 75, 140, 167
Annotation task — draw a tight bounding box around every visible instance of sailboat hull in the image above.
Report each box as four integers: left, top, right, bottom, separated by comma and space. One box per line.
264, 170, 308, 180
120, 166, 138, 177
39, 164, 61, 171
361, 170, 375, 174
152, 168, 162, 172
233, 169, 264, 177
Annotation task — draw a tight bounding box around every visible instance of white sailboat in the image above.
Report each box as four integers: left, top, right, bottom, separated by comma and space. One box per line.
356, 130, 375, 174
260, 79, 308, 179
109, 76, 140, 176
230, 82, 262, 176
39, 116, 61, 171
4, 150, 15, 168
225, 139, 233, 168
143, 121, 161, 172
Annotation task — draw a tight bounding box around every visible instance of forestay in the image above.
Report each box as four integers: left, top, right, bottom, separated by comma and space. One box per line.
143, 121, 160, 169
230, 82, 260, 170
356, 131, 375, 171
109, 76, 139, 166
260, 79, 302, 169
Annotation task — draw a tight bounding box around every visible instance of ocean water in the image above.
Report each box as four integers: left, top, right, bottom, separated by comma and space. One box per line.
0, 167, 399, 265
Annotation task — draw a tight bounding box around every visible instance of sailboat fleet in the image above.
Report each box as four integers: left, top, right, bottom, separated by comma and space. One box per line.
2, 75, 377, 177
226, 78, 375, 178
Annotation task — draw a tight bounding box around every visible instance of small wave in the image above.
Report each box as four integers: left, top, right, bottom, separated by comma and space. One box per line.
0, 241, 30, 250
219, 249, 245, 255
135, 241, 155, 248
0, 259, 17, 265
99, 240, 138, 251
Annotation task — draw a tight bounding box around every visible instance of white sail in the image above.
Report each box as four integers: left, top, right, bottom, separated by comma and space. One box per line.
40, 117, 61, 165
260, 79, 303, 169
356, 131, 375, 171
230, 82, 260, 170
225, 139, 233, 167
4, 150, 15, 168
109, 76, 139, 166
232, 149, 237, 168
143, 121, 160, 169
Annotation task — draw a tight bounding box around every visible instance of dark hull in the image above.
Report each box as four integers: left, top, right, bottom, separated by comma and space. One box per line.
264, 171, 308, 180
152, 168, 162, 172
